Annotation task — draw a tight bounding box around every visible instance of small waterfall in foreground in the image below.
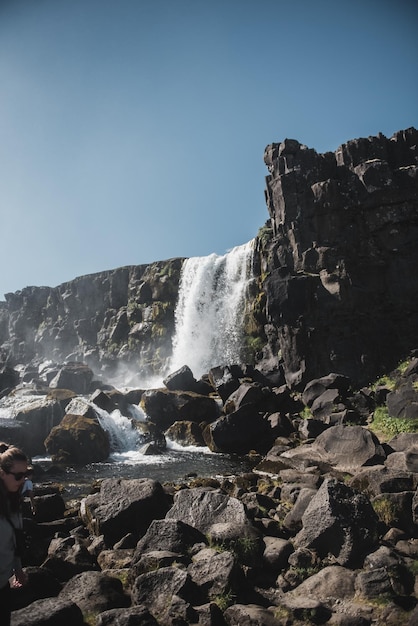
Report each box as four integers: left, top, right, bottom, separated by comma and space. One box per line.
168, 240, 255, 379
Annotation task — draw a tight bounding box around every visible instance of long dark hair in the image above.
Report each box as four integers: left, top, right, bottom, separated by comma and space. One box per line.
0, 443, 28, 514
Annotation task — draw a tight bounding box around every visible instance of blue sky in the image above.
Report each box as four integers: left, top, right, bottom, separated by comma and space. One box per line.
1, 0, 417, 299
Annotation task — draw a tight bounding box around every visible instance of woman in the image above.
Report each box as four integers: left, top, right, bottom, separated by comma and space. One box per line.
0, 443, 29, 626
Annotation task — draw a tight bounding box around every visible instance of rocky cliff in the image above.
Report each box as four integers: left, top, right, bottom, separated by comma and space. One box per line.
256, 126, 418, 388
0, 127, 417, 388
0, 258, 184, 383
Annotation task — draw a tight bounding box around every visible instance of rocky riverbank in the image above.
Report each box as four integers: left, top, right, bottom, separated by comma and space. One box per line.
7, 358, 418, 625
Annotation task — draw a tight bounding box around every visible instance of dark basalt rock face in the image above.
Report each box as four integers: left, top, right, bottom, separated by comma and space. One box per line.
0, 128, 417, 390
256, 126, 418, 388
0, 259, 184, 382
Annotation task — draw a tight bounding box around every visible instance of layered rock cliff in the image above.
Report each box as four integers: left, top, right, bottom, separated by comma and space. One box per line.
256, 126, 418, 388
0, 127, 417, 388
0, 259, 184, 383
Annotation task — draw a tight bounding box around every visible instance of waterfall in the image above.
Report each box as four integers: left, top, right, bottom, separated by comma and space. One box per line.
168, 240, 255, 379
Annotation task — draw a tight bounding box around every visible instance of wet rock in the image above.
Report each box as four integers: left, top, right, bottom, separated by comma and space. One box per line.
44, 412, 110, 464
49, 362, 94, 394
140, 388, 219, 430
165, 420, 206, 446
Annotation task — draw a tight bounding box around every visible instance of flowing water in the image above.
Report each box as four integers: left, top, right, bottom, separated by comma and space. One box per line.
167, 240, 255, 379
4, 242, 256, 495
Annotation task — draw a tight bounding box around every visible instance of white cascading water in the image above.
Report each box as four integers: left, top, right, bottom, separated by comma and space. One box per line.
167, 240, 255, 380
1, 241, 255, 470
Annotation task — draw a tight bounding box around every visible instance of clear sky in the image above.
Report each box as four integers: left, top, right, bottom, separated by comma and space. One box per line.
1, 0, 417, 299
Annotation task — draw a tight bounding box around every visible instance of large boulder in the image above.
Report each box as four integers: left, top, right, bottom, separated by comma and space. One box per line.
302, 373, 351, 409
163, 365, 212, 395
130, 567, 201, 623
386, 380, 418, 420
0, 389, 67, 456
187, 547, 244, 601
281, 424, 386, 473
164, 420, 206, 446
44, 412, 110, 464
40, 535, 98, 582
80, 478, 170, 547
10, 566, 62, 611
0, 365, 20, 394
140, 388, 219, 430
10, 597, 84, 626
132, 518, 206, 565
203, 405, 273, 454
96, 606, 159, 626
58, 571, 130, 614
294, 478, 379, 567
48, 362, 94, 394
165, 488, 259, 546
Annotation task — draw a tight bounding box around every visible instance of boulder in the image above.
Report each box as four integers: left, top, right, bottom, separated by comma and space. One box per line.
281, 424, 386, 474
31, 492, 66, 523
294, 478, 379, 567
133, 518, 206, 560
314, 424, 386, 470
96, 606, 159, 626
282, 487, 318, 532
133, 420, 166, 451
10, 566, 62, 611
310, 388, 346, 421
349, 466, 414, 497
223, 603, 284, 626
188, 547, 243, 600
388, 432, 418, 451
371, 491, 415, 534
386, 361, 418, 419
0, 365, 20, 393
40, 534, 98, 582
140, 388, 219, 430
207, 365, 243, 402
284, 564, 356, 605
130, 567, 201, 622
80, 478, 170, 547
44, 412, 110, 464
48, 362, 94, 394
300, 374, 350, 413
0, 417, 26, 450
203, 405, 273, 454
1, 391, 66, 456
10, 597, 84, 626
262, 537, 294, 572
224, 382, 267, 413
97, 549, 134, 571
58, 570, 130, 614
164, 420, 206, 446
165, 488, 259, 543
384, 446, 418, 473
163, 365, 203, 393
